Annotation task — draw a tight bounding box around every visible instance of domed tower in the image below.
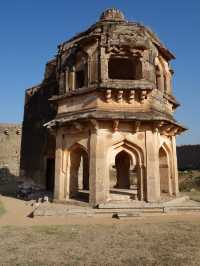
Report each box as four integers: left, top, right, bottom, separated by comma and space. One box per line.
45, 8, 186, 206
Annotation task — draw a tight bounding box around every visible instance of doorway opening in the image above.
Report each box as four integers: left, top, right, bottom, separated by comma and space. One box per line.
46, 158, 55, 192
69, 146, 89, 202
159, 146, 170, 195
108, 57, 142, 80
110, 150, 139, 200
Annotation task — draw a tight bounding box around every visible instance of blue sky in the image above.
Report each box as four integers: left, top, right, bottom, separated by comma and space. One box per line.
0, 0, 199, 145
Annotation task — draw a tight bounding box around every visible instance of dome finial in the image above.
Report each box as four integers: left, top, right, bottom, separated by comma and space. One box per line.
100, 8, 125, 22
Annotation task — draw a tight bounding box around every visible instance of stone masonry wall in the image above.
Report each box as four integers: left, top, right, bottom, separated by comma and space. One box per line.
0, 123, 21, 179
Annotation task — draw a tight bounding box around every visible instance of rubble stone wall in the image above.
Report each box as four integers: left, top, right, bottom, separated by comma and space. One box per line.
0, 123, 21, 178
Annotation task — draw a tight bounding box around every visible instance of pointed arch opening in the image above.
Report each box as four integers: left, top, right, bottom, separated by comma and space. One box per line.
159, 146, 171, 195
69, 144, 89, 202
114, 150, 131, 189
109, 140, 145, 201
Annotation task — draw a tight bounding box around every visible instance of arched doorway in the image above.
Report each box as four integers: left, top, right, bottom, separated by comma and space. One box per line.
115, 151, 131, 189
69, 146, 89, 202
159, 146, 170, 195
109, 150, 139, 200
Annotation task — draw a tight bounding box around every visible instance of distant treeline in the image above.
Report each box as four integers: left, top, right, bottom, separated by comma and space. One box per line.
177, 145, 200, 170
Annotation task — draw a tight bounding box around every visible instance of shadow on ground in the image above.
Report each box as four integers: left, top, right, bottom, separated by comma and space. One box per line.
0, 167, 20, 198
0, 167, 52, 202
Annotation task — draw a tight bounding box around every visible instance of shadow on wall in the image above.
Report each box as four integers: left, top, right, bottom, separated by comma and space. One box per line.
0, 167, 53, 201
0, 167, 19, 197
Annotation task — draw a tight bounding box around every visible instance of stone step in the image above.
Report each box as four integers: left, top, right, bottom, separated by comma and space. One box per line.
98, 202, 149, 209
96, 208, 164, 214
108, 194, 132, 201
163, 206, 200, 212
33, 204, 200, 217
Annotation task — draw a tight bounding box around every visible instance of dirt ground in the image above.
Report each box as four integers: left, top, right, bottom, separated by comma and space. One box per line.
1, 195, 200, 265
1, 172, 200, 266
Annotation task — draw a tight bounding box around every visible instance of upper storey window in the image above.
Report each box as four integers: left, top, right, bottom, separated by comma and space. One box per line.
75, 51, 88, 89
108, 56, 142, 80
76, 70, 85, 89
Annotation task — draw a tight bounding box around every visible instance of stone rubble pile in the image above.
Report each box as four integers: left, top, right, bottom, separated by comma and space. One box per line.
0, 167, 16, 185
0, 176, 11, 185
17, 180, 52, 201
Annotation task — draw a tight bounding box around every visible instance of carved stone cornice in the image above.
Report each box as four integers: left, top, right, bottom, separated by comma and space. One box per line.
152, 121, 185, 136
103, 87, 151, 104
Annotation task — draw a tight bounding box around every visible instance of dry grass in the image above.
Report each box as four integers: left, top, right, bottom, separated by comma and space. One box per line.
0, 221, 200, 266
0, 171, 199, 265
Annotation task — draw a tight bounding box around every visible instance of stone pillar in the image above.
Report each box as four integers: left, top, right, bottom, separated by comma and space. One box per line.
71, 67, 75, 90
145, 130, 160, 202
171, 136, 179, 195
59, 72, 65, 94
63, 149, 70, 200
169, 68, 174, 95
78, 156, 83, 190
54, 132, 65, 201
138, 58, 144, 79
89, 128, 108, 207
65, 69, 69, 92
155, 58, 164, 92
87, 58, 91, 85
138, 164, 144, 201
100, 47, 108, 83
157, 71, 164, 92
142, 61, 156, 83
68, 67, 75, 90
89, 51, 98, 85
166, 72, 172, 95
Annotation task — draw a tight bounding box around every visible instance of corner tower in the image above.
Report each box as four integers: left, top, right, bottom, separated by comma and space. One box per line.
44, 8, 186, 206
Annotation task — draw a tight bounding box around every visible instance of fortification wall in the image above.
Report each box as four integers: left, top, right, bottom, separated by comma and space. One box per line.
0, 123, 21, 178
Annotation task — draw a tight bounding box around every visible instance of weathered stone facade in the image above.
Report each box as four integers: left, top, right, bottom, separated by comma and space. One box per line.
20, 60, 57, 188
0, 124, 21, 179
21, 8, 186, 206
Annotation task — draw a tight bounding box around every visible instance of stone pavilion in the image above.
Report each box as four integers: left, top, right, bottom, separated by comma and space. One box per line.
21, 8, 186, 207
